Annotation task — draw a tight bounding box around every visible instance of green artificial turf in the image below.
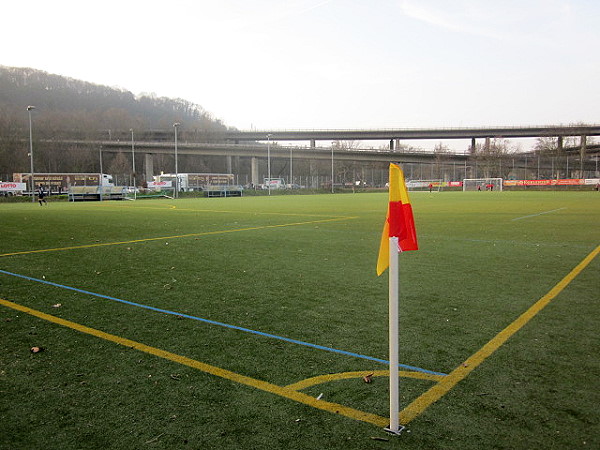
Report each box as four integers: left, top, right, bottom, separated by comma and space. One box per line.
1, 191, 598, 449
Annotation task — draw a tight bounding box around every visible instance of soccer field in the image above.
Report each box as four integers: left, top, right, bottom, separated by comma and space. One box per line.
1, 191, 598, 449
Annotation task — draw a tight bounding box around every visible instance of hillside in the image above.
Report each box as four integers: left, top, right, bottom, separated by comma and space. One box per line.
0, 65, 230, 136
0, 66, 232, 179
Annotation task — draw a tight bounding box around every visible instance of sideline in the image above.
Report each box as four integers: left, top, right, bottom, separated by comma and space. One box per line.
0, 297, 389, 428
399, 244, 600, 424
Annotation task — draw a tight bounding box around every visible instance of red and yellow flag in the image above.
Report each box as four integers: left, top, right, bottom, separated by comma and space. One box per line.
376, 163, 418, 275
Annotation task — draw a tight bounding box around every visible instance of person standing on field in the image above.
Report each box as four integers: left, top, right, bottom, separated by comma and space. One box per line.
37, 187, 47, 206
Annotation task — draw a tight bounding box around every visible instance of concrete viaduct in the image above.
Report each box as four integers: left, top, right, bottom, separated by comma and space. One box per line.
221, 125, 600, 147
73, 125, 600, 185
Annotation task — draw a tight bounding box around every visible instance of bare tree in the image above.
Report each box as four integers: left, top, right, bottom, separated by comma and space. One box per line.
106, 152, 131, 182
473, 138, 516, 178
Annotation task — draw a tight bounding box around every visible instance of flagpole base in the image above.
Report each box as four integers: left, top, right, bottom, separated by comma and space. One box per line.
384, 425, 406, 435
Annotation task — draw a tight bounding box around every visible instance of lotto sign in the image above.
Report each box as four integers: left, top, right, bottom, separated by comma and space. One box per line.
0, 182, 26, 191
147, 181, 172, 189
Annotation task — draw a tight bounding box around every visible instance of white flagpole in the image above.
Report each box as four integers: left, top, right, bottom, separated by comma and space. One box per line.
386, 236, 403, 434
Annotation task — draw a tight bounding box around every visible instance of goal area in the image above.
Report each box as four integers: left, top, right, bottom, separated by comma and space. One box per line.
463, 178, 503, 191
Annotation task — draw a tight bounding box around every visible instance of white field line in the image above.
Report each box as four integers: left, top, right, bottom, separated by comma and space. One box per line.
511, 207, 566, 221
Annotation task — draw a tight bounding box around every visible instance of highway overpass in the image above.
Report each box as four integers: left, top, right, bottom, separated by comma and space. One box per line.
41, 124, 600, 185
221, 125, 600, 145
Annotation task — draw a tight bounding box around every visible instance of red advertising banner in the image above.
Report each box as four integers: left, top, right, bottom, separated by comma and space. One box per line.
504, 179, 586, 187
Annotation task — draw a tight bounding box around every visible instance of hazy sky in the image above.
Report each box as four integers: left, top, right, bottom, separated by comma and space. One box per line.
3, 0, 599, 137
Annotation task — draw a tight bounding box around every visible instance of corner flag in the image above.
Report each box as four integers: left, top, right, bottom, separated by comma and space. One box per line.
376, 163, 418, 276
376, 163, 419, 434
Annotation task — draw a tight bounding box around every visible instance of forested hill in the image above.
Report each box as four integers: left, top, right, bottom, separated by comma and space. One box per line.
0, 65, 231, 139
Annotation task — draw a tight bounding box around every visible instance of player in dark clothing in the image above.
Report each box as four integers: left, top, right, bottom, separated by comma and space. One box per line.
37, 188, 47, 206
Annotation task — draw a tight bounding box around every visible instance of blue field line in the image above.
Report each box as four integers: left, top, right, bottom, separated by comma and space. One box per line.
0, 269, 447, 377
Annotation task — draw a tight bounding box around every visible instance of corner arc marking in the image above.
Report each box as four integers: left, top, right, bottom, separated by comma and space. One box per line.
286, 370, 445, 391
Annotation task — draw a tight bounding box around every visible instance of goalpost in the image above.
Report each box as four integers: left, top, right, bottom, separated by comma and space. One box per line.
463, 178, 503, 191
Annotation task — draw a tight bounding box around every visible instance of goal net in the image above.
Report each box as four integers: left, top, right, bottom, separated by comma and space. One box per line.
463, 178, 503, 191
406, 180, 444, 192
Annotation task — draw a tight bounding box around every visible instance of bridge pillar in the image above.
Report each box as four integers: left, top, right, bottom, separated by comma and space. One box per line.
309, 159, 317, 188
144, 153, 154, 183
389, 139, 394, 151
251, 157, 259, 186
233, 156, 240, 178
557, 136, 563, 152
471, 138, 476, 153
310, 139, 316, 148
580, 135, 587, 176
226, 155, 232, 174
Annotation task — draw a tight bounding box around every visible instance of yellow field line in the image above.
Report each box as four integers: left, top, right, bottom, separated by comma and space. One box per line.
399, 244, 600, 425
0, 298, 388, 428
97, 203, 352, 219
286, 370, 444, 391
5, 238, 593, 430
0, 216, 356, 258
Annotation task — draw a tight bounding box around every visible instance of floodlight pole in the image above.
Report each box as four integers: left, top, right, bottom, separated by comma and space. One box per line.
130, 128, 136, 200
173, 122, 180, 198
267, 134, 272, 196
27, 106, 35, 202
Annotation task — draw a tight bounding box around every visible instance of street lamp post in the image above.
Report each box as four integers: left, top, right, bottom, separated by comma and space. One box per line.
267, 134, 272, 196
130, 129, 136, 199
27, 106, 35, 202
331, 142, 334, 194
173, 123, 180, 198
99, 145, 104, 201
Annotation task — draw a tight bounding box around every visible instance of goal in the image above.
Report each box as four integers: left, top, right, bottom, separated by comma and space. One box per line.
463, 178, 503, 191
